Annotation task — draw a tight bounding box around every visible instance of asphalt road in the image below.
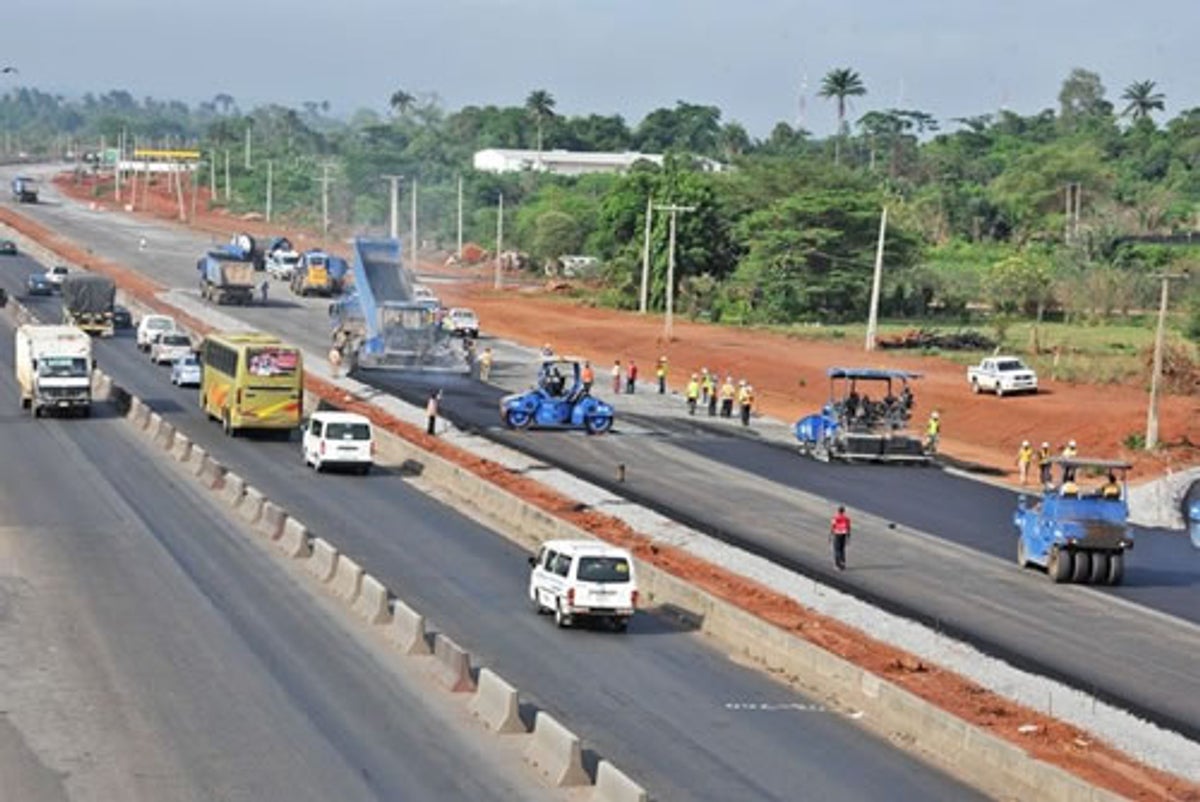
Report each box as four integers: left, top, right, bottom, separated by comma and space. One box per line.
0, 304, 555, 801
4, 171, 1199, 740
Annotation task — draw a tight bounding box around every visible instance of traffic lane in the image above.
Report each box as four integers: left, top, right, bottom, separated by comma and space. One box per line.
0, 318, 550, 801
82, 313, 985, 801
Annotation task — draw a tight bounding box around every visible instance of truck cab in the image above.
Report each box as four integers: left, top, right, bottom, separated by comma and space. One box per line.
15, 325, 94, 417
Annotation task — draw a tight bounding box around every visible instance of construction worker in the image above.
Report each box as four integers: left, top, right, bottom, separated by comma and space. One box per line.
478, 346, 494, 382
626, 360, 638, 394
699, 368, 711, 406
1016, 440, 1034, 485
611, 360, 622, 394
328, 344, 343, 380
540, 343, 554, 357
685, 374, 701, 415
1037, 442, 1053, 486
737, 382, 754, 426
706, 372, 719, 417
260, 278, 270, 305
426, 389, 441, 436
1061, 440, 1078, 482
830, 505, 852, 571
581, 361, 595, 393
1100, 472, 1121, 500
925, 410, 941, 454
656, 356, 668, 394
719, 375, 736, 418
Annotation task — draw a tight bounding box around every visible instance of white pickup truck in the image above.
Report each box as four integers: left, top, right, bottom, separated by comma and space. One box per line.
967, 356, 1038, 397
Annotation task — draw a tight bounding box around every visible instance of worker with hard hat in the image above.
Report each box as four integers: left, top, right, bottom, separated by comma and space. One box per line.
1061, 440, 1078, 482
925, 410, 941, 454
1037, 442, 1053, 486
656, 356, 668, 395
685, 374, 701, 416
719, 375, 736, 418
737, 381, 755, 426
1016, 440, 1034, 485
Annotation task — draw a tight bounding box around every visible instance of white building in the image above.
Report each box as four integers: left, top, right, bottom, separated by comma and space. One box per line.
473, 148, 724, 176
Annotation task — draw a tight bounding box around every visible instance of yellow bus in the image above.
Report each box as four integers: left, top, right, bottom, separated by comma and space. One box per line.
199, 332, 303, 434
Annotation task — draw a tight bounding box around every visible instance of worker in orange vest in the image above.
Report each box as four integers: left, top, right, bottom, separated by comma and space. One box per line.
581, 361, 595, 393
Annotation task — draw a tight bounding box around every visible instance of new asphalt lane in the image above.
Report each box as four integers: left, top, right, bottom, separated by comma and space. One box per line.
0, 255, 983, 801
3, 171, 1199, 740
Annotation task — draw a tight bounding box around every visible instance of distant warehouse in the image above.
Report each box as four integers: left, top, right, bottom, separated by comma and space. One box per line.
473, 148, 724, 176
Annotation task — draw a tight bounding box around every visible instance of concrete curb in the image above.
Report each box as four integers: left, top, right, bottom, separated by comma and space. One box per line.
146, 411, 163, 439
432, 633, 475, 693
468, 668, 526, 734
276, 518, 311, 558
128, 396, 151, 430
170, 430, 192, 462
305, 537, 338, 583
331, 554, 364, 603
524, 711, 590, 787
198, 453, 225, 489
218, 470, 246, 508
386, 600, 430, 655
153, 418, 176, 449
593, 760, 649, 802
353, 574, 391, 625
255, 501, 286, 540
237, 485, 265, 524
188, 444, 208, 475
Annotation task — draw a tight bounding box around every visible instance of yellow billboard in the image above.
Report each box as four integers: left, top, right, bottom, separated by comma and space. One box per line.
133, 148, 201, 161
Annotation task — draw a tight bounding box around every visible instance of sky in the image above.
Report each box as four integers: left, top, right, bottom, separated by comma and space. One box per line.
3, 0, 1196, 137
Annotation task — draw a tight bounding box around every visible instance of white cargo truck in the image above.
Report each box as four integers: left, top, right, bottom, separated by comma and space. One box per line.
15, 324, 94, 417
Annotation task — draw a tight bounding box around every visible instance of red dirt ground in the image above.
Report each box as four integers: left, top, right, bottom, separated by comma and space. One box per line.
11, 186, 1200, 798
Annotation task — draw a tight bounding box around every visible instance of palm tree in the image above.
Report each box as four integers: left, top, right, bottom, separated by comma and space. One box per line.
389, 89, 415, 117
818, 68, 866, 166
525, 89, 557, 157
1120, 80, 1165, 120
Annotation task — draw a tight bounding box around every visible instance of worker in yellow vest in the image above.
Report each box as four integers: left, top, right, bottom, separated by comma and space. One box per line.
656, 356, 668, 394
685, 374, 701, 416
1016, 440, 1034, 485
737, 382, 754, 426
719, 375, 736, 418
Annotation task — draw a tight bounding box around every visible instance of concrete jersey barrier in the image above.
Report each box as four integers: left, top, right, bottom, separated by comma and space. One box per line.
276, 517, 311, 559
305, 537, 339, 583
386, 599, 430, 655
255, 501, 287, 540
468, 668, 525, 734
219, 471, 246, 508
524, 711, 590, 787
353, 573, 391, 624
432, 633, 475, 692
331, 554, 364, 602
170, 430, 192, 462
238, 485, 265, 524
593, 760, 649, 802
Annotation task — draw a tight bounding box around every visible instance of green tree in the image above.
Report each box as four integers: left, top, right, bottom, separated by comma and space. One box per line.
819, 68, 866, 166
389, 89, 415, 117
1120, 80, 1166, 121
1057, 68, 1113, 130
525, 89, 556, 156
531, 210, 583, 263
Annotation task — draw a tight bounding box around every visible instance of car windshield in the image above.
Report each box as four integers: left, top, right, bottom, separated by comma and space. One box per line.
51, 267, 67, 275
325, 422, 371, 440
178, 355, 199, 366
161, 334, 190, 346
575, 556, 631, 583
996, 360, 1025, 371
148, 318, 173, 330
38, 357, 88, 378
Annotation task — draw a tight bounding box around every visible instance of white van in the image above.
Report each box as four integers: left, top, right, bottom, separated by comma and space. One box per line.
137, 314, 177, 351
528, 540, 638, 631
303, 411, 375, 474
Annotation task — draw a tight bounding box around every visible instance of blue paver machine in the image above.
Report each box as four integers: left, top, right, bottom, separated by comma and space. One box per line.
793, 367, 928, 463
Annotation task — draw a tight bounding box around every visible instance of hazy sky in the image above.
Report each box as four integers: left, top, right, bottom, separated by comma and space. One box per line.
3, 0, 1195, 136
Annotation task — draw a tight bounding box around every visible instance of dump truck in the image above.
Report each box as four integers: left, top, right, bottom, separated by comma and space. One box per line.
330, 237, 467, 372
11, 175, 38, 203
198, 233, 258, 305
15, 324, 94, 417
61, 274, 116, 337
290, 250, 335, 297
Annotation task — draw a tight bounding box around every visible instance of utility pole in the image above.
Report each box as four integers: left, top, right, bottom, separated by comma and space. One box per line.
208, 153, 216, 204
265, 160, 273, 223
224, 150, 231, 202
115, 130, 124, 202
382, 174, 403, 239
494, 193, 504, 290
318, 163, 334, 243
653, 203, 696, 341
411, 177, 419, 271
639, 196, 653, 313
190, 166, 199, 224
173, 162, 186, 221
1146, 271, 1187, 450
244, 125, 252, 169
456, 174, 464, 260
865, 206, 889, 351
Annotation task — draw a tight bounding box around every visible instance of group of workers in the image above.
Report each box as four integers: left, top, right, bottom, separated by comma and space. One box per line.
1014, 439, 1121, 498
682, 366, 757, 426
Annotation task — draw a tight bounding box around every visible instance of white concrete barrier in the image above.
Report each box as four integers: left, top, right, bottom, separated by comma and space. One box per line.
524, 711, 589, 787
170, 430, 192, 462
386, 599, 430, 655
593, 761, 648, 802
432, 633, 475, 692
146, 411, 163, 440
331, 554, 363, 602
276, 517, 311, 558
128, 397, 151, 429
93, 371, 113, 400
353, 573, 391, 624
255, 501, 286, 539
237, 485, 265, 524
188, 443, 207, 474
198, 453, 225, 489
468, 668, 525, 734
305, 538, 338, 583
154, 418, 176, 449
219, 471, 246, 508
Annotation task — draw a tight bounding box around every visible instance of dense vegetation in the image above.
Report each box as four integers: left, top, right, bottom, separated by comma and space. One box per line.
2, 70, 1199, 336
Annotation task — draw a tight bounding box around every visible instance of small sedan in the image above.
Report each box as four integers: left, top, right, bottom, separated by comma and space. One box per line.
151, 332, 193, 365
45, 265, 69, 289
0, 239, 16, 256
26, 273, 53, 295
112, 305, 133, 329
170, 354, 202, 387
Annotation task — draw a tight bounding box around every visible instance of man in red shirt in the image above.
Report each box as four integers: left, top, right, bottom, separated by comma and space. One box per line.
830, 505, 851, 570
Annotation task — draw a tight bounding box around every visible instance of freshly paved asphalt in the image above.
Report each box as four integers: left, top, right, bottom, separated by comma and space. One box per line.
3, 170, 1199, 740
0, 255, 983, 801
0, 300, 553, 801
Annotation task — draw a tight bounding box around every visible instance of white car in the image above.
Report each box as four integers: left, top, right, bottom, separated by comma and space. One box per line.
303, 411, 375, 474
151, 332, 193, 365
266, 250, 301, 280
529, 539, 638, 631
44, 265, 69, 289
967, 356, 1039, 397
170, 353, 202, 387
137, 314, 177, 351
444, 307, 479, 338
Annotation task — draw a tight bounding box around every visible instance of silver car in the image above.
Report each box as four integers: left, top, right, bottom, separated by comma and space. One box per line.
151, 332, 193, 365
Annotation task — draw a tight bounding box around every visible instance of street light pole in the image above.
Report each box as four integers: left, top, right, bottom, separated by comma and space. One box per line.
653, 203, 696, 341
865, 206, 889, 351
639, 196, 653, 313
1146, 271, 1186, 450
382, 174, 403, 239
